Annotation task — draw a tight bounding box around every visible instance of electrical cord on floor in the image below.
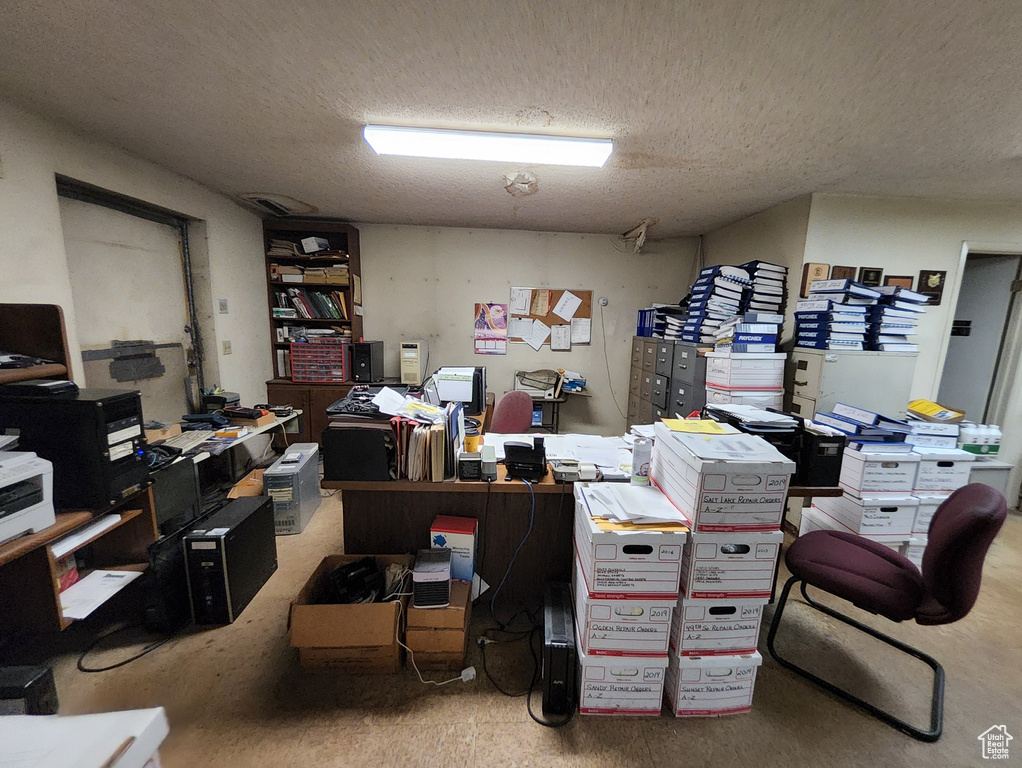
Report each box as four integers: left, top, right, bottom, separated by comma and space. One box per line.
599, 302, 629, 420
77, 623, 177, 673
489, 478, 535, 630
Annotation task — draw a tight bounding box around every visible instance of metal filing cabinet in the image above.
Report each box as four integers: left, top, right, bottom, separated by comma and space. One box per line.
655, 342, 675, 377
652, 374, 669, 410
627, 336, 659, 427
668, 342, 708, 418
786, 349, 918, 419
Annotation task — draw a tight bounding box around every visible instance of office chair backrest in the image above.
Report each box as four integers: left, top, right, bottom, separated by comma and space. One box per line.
490, 390, 534, 434
917, 484, 1007, 625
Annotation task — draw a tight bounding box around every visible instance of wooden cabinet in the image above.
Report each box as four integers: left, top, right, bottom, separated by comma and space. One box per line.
266, 379, 355, 445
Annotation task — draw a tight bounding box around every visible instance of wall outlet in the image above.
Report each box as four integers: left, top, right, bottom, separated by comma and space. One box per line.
218, 298, 229, 314
598, 297, 609, 306
222, 340, 232, 355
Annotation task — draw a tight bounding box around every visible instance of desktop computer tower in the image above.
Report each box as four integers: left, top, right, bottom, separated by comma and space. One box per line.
0, 388, 149, 509
263, 443, 321, 535
400, 340, 429, 385
352, 341, 384, 382
183, 496, 277, 625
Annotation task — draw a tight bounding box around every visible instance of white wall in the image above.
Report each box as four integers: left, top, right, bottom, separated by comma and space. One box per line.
702, 195, 812, 340
358, 225, 698, 435
0, 100, 269, 404
803, 193, 1022, 503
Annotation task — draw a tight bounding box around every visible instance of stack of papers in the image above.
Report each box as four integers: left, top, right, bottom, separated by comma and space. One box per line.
702, 404, 798, 429
582, 484, 686, 525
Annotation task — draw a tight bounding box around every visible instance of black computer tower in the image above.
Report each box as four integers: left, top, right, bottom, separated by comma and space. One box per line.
183, 497, 277, 625
0, 388, 149, 509
351, 341, 384, 382
543, 583, 577, 717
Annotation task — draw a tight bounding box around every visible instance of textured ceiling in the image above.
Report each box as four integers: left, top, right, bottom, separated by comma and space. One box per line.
2, 1, 1022, 237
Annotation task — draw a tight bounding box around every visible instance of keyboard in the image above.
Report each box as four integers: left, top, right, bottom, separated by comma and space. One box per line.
160, 430, 215, 453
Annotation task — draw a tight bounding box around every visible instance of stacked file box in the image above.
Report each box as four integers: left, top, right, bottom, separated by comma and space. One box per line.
703, 350, 786, 409
868, 286, 928, 352
572, 483, 688, 716
649, 422, 793, 716
902, 446, 975, 568
681, 266, 752, 345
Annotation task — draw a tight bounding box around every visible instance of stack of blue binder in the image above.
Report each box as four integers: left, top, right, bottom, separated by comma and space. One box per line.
740, 260, 788, 316
866, 286, 928, 352
713, 312, 784, 352
794, 279, 882, 350
680, 265, 752, 343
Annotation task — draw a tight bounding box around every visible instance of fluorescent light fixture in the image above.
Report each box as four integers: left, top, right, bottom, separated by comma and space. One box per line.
363, 125, 613, 167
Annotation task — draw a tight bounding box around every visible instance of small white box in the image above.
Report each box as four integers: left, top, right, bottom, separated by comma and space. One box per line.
574, 484, 687, 599
670, 598, 766, 656
839, 448, 920, 496
800, 506, 911, 551
650, 422, 794, 533
300, 236, 330, 253
680, 531, 783, 599
704, 386, 784, 408
576, 625, 668, 716
911, 493, 950, 534
811, 496, 918, 540
704, 352, 785, 391
911, 448, 975, 492
665, 651, 762, 717
572, 559, 673, 657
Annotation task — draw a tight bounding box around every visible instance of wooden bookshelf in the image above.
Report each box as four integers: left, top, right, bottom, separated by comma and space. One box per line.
263, 220, 364, 445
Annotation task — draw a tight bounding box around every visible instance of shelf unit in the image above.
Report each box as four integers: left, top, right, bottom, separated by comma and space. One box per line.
263, 220, 364, 445
0, 488, 158, 632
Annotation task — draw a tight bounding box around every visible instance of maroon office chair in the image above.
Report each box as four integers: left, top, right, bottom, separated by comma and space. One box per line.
767, 483, 1007, 742
490, 391, 534, 434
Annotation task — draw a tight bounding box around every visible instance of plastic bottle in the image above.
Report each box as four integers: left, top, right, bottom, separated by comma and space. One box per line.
959, 423, 979, 452
989, 425, 1002, 455
631, 437, 652, 485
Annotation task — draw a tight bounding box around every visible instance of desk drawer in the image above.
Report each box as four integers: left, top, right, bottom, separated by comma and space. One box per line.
639, 373, 654, 402
651, 374, 669, 409
789, 394, 817, 419
655, 343, 675, 377
642, 341, 657, 372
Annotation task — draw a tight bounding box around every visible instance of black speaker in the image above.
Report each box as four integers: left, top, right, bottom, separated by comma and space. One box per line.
352, 341, 384, 382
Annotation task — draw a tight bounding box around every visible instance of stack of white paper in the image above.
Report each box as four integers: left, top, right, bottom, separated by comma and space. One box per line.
582, 484, 685, 525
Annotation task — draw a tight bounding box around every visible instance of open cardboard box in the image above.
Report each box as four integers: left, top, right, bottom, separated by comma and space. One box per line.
227, 468, 265, 499
289, 554, 412, 673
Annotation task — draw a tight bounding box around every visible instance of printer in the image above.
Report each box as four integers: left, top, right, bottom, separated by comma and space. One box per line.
434, 366, 487, 414
0, 452, 55, 546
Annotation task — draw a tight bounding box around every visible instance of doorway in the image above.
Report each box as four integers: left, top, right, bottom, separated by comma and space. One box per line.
937, 253, 1022, 422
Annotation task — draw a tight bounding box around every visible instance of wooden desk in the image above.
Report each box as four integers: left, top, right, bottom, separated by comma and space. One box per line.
324, 465, 573, 607
326, 471, 842, 608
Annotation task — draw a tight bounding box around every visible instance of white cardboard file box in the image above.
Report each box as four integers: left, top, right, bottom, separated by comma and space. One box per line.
576, 625, 669, 716
801, 506, 910, 551
669, 598, 766, 657
665, 651, 762, 717
572, 559, 673, 657
704, 386, 784, 408
809, 499, 916, 544
574, 484, 687, 599
911, 493, 950, 534
911, 448, 975, 492
902, 536, 927, 569
680, 531, 784, 599
651, 422, 794, 533
839, 448, 920, 496
704, 352, 785, 391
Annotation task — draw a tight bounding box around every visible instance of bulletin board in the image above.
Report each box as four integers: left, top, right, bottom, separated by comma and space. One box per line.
508, 287, 593, 349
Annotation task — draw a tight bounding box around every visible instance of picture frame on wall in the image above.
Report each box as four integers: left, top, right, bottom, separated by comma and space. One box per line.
917, 269, 948, 305
858, 267, 884, 287
830, 265, 857, 280
884, 275, 915, 290
801, 262, 830, 297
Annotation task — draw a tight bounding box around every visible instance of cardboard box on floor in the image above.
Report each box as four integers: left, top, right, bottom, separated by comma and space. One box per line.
289, 554, 412, 673
145, 423, 181, 443
228, 469, 266, 499
405, 580, 472, 671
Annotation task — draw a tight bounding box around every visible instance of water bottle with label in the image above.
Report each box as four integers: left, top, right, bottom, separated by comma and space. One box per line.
631, 437, 652, 485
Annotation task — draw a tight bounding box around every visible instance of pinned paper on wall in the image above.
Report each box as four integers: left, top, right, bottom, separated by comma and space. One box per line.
530, 289, 551, 316
509, 287, 531, 314
553, 290, 582, 321
474, 302, 508, 355
551, 324, 571, 351
509, 317, 534, 339
570, 317, 591, 344
528, 319, 550, 351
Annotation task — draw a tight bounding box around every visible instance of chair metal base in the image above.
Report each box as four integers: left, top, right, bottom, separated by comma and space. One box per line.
766, 575, 945, 742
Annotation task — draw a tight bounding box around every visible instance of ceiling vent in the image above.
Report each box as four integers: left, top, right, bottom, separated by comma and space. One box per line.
236, 193, 318, 217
